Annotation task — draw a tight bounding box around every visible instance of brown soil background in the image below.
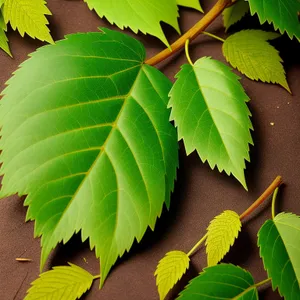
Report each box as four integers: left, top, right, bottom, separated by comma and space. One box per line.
1, 1, 300, 299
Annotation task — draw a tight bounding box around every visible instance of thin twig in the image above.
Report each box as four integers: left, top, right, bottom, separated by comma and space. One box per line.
145, 0, 232, 66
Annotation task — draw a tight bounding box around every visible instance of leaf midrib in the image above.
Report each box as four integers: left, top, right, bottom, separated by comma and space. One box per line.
191, 64, 232, 167
46, 64, 144, 247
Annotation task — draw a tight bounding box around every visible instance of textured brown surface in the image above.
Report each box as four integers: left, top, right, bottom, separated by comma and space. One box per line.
0, 1, 300, 299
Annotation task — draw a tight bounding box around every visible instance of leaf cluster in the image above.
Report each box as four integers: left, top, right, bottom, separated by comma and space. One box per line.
156, 187, 300, 300
1, 0, 300, 299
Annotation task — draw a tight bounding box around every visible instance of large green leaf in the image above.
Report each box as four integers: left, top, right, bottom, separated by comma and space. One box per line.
0, 28, 178, 286
0, 11, 10, 56
223, 30, 290, 92
177, 0, 203, 12
2, 0, 53, 43
258, 213, 300, 300
206, 210, 242, 266
83, 0, 180, 46
169, 57, 253, 189
248, 0, 300, 40
25, 263, 94, 300
178, 264, 258, 299
222, 0, 249, 31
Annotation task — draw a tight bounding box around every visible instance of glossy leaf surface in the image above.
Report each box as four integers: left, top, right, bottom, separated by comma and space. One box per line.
258, 213, 300, 300
248, 0, 300, 40
0, 28, 178, 286
169, 57, 253, 189
178, 264, 258, 299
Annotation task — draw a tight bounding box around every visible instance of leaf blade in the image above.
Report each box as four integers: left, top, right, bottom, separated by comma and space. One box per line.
0, 28, 178, 287
169, 57, 253, 189
206, 210, 242, 266
222, 0, 249, 31
223, 30, 290, 92
178, 264, 258, 300
84, 0, 180, 46
177, 0, 203, 12
155, 251, 190, 300
248, 0, 300, 40
0, 11, 11, 56
24, 263, 94, 300
2, 0, 53, 43
258, 213, 300, 300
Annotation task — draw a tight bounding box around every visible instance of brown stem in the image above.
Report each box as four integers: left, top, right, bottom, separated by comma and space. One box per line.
145, 0, 232, 66
239, 176, 282, 220
187, 176, 282, 257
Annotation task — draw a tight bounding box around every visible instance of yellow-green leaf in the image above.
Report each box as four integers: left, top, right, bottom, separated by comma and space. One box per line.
0, 11, 11, 56
2, 0, 53, 43
155, 251, 190, 300
206, 210, 242, 266
223, 30, 290, 92
25, 263, 94, 300
177, 0, 203, 12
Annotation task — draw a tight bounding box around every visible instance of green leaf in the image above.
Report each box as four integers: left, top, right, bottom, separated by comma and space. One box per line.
177, 0, 203, 12
222, 0, 249, 31
0, 11, 11, 56
25, 263, 94, 300
223, 30, 290, 92
248, 0, 300, 40
155, 251, 190, 300
169, 57, 253, 189
84, 0, 180, 47
178, 264, 258, 299
258, 213, 300, 300
2, 0, 53, 43
206, 210, 242, 266
0, 28, 178, 287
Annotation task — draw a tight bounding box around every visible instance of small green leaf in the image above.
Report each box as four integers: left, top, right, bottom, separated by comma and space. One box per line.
2, 0, 53, 43
178, 264, 258, 299
206, 210, 242, 266
223, 30, 290, 92
169, 57, 253, 189
25, 263, 94, 300
222, 0, 249, 31
248, 0, 300, 40
258, 213, 300, 300
0, 28, 178, 287
177, 0, 203, 12
155, 251, 190, 300
84, 0, 180, 46
0, 12, 11, 56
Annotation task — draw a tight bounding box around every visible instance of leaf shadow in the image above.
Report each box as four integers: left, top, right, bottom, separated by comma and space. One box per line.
222, 228, 254, 266
47, 233, 91, 269
259, 287, 282, 300
167, 262, 199, 300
